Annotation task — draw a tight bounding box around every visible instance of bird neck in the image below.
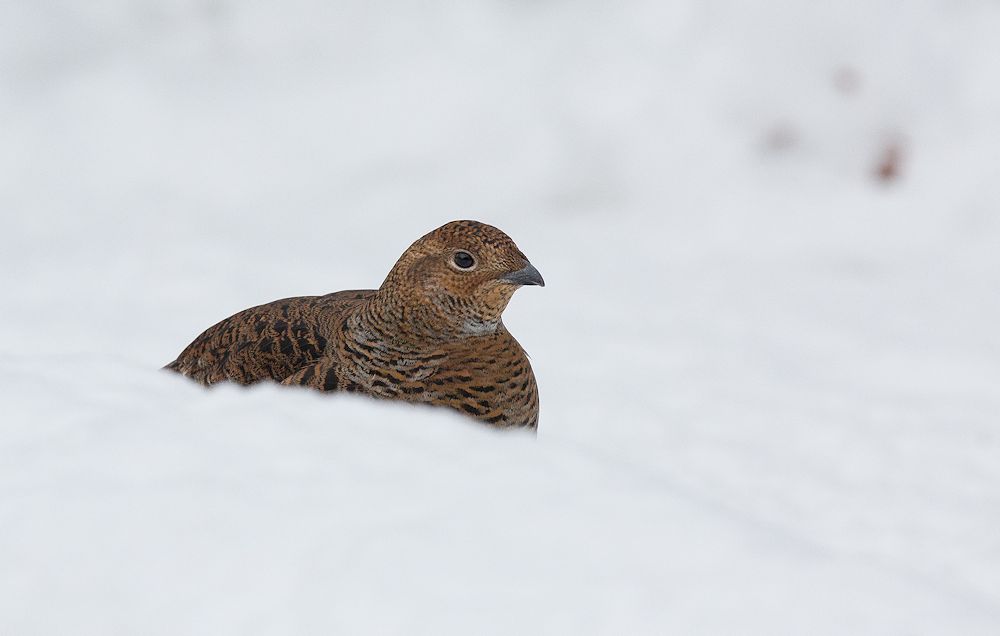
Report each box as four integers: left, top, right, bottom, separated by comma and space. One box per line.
355, 289, 501, 346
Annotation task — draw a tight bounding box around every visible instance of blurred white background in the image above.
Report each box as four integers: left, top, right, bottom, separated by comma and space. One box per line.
2, 1, 999, 633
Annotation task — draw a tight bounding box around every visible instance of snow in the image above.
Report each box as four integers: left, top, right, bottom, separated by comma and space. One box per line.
2, 0, 1000, 633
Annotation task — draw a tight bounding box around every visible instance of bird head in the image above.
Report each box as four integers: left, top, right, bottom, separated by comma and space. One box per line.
378, 220, 544, 337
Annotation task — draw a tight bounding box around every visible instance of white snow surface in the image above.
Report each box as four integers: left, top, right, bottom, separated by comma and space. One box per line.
2, 0, 1000, 634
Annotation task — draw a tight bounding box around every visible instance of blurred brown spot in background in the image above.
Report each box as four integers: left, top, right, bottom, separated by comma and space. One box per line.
875, 140, 904, 183
764, 122, 797, 152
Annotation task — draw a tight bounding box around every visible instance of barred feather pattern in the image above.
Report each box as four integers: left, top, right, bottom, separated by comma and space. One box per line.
165, 220, 542, 429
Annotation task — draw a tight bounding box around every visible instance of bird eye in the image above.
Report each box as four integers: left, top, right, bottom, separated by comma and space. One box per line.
452, 251, 476, 270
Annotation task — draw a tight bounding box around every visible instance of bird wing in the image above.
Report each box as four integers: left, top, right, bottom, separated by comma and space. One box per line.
280, 357, 347, 391
165, 290, 374, 386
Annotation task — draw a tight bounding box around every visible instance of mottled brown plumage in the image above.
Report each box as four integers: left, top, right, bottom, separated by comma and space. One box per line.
165, 220, 544, 429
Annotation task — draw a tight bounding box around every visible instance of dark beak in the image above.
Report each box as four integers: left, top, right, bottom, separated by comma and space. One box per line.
501, 262, 545, 287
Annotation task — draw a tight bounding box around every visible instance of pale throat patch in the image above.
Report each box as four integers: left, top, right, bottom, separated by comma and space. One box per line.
462, 318, 499, 335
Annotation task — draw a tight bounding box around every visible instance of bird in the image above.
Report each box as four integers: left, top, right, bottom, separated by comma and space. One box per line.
165, 220, 544, 429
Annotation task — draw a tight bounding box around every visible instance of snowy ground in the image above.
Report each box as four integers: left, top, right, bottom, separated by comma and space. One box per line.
2, 0, 1000, 634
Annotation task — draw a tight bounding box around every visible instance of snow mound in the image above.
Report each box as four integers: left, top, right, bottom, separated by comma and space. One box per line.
3, 0, 1000, 633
